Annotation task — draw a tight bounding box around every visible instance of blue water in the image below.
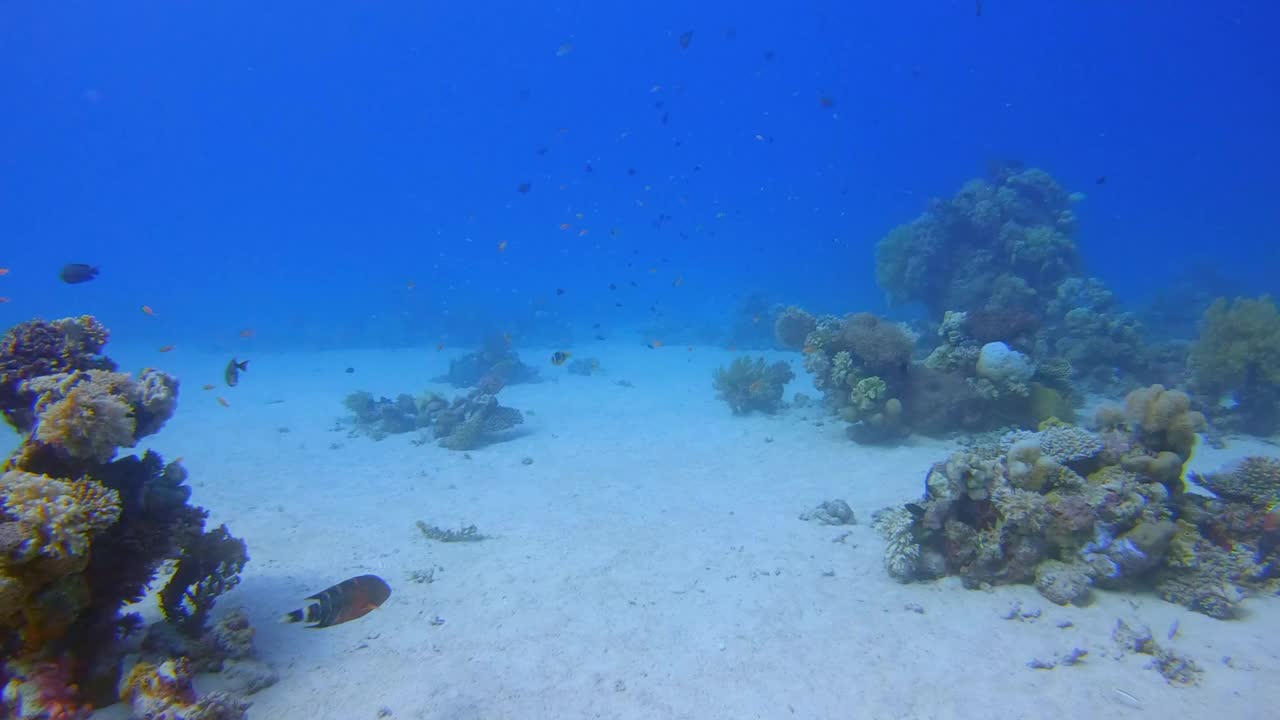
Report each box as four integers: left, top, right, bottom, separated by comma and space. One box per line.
2, 1, 1276, 350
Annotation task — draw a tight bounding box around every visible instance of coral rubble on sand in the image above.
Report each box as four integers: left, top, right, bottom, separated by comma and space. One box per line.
0, 316, 254, 715
343, 375, 523, 450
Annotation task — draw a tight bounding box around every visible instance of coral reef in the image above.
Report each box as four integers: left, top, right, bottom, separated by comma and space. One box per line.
433, 334, 541, 388
874, 165, 1080, 320
712, 356, 795, 415
877, 384, 1279, 619
0, 316, 247, 712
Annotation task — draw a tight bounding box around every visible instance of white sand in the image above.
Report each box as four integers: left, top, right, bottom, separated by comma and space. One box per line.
9, 344, 1279, 719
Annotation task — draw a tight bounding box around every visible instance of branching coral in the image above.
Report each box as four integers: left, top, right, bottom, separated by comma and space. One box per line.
1192, 456, 1280, 506
159, 525, 248, 638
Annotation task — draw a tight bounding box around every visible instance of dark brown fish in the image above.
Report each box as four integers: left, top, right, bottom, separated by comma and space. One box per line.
679, 30, 693, 49
60, 263, 99, 284
283, 574, 391, 629
517, 182, 531, 193
224, 357, 249, 387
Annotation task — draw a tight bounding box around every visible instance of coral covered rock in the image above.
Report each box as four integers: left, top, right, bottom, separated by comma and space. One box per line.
120, 658, 249, 720
773, 306, 817, 349
0, 316, 114, 432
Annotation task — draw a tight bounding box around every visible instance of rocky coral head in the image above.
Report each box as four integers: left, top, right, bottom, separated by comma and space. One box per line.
773, 306, 817, 349
0, 316, 116, 432
838, 313, 914, 372
965, 307, 1040, 345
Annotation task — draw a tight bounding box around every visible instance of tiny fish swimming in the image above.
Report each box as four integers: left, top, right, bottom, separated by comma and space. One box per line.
283, 574, 392, 629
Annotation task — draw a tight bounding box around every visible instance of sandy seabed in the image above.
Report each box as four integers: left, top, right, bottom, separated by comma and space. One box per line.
12, 342, 1275, 720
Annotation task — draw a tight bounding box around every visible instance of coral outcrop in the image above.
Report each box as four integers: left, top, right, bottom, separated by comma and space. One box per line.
0, 316, 248, 712
343, 382, 524, 450
878, 384, 1279, 619
712, 356, 795, 414
433, 335, 541, 388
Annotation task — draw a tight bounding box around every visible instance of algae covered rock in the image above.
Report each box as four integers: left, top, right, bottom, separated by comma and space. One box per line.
1034, 560, 1093, 606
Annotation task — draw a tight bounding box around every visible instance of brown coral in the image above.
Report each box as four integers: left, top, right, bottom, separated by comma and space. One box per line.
839, 313, 914, 372
1123, 384, 1204, 459
773, 306, 817, 349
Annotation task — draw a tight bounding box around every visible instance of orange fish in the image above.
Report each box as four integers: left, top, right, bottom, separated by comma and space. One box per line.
752, 314, 761, 324
158, 345, 175, 353
578, 228, 589, 237
749, 380, 765, 393
648, 267, 657, 274
672, 276, 684, 287
652, 340, 664, 348
559, 223, 571, 231
240, 329, 255, 338
201, 384, 215, 391
216, 397, 230, 407
283, 574, 391, 629
172, 456, 184, 464
0, 297, 9, 304
0, 268, 9, 276
141, 305, 156, 316
406, 281, 416, 290
497, 240, 508, 253
802, 345, 818, 354
436, 342, 445, 352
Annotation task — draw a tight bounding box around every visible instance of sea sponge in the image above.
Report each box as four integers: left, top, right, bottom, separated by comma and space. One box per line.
1124, 385, 1204, 459
773, 306, 817, 349
134, 368, 180, 438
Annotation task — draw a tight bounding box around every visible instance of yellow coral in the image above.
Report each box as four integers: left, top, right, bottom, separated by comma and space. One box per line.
67, 478, 121, 534
34, 382, 135, 462
0, 472, 116, 561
